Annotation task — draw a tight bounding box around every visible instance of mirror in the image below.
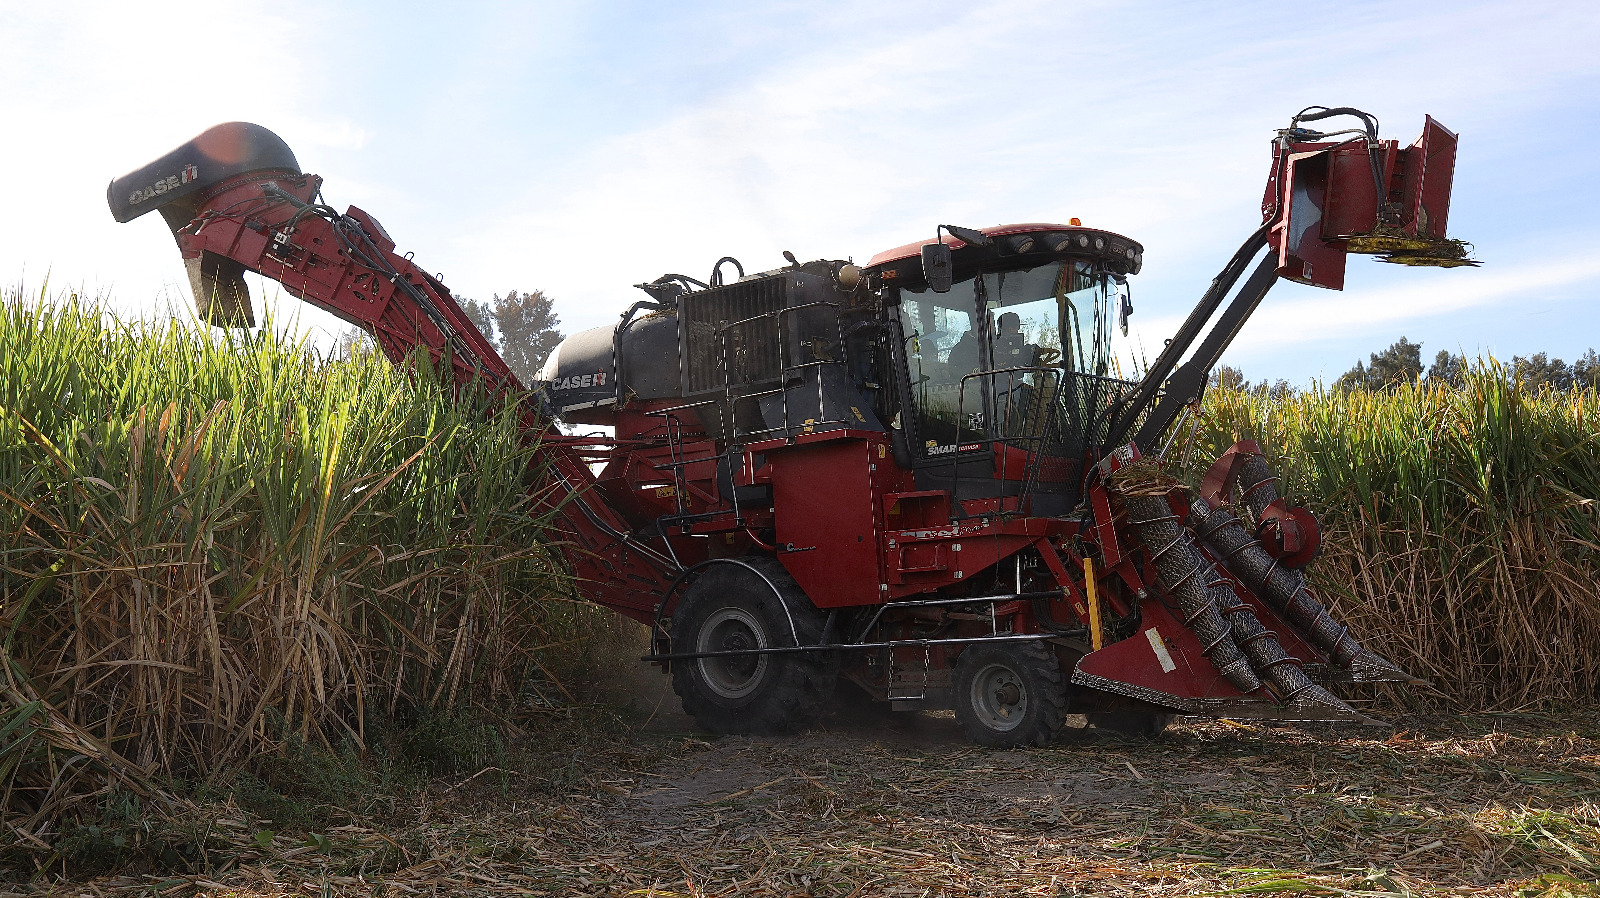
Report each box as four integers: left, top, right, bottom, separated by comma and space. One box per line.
1115, 276, 1133, 336
943, 224, 993, 247
921, 242, 954, 293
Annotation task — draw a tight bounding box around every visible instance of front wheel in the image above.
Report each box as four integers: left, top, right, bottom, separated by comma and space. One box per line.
669, 559, 836, 735
953, 642, 1068, 747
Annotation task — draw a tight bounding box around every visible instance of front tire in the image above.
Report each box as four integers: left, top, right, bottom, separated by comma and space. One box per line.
953, 642, 1067, 747
669, 559, 836, 735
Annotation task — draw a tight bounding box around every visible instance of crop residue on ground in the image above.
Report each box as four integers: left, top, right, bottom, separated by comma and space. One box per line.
28, 705, 1600, 898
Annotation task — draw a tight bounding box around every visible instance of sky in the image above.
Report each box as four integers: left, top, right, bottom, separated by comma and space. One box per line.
1, 0, 1596, 386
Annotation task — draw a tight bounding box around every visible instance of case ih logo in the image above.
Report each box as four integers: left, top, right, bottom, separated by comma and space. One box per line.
553, 371, 606, 391
129, 164, 200, 205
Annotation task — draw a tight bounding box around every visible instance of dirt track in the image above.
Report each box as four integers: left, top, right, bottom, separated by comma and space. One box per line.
20, 667, 1600, 897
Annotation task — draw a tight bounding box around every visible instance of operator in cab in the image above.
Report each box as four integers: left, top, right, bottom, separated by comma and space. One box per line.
943, 321, 980, 381
993, 312, 1042, 368
944, 311, 1040, 379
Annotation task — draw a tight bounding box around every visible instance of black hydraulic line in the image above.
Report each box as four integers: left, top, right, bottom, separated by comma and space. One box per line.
612, 298, 671, 406
1129, 251, 1280, 453
548, 466, 682, 574
260, 184, 507, 388
644, 631, 1061, 663
1293, 105, 1379, 136
1104, 223, 1271, 447
1292, 106, 1389, 224
709, 256, 745, 287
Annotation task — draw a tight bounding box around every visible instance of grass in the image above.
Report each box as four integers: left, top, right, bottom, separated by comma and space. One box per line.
0, 286, 616, 862
1176, 368, 1600, 711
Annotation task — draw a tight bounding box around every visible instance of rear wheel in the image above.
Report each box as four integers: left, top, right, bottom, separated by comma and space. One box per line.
1087, 711, 1175, 739
953, 642, 1067, 747
669, 559, 836, 735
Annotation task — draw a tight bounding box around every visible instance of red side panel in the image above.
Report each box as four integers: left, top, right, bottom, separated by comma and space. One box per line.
1321, 140, 1398, 239
1073, 598, 1253, 704
1273, 150, 1349, 290
771, 439, 885, 607
1405, 116, 1459, 239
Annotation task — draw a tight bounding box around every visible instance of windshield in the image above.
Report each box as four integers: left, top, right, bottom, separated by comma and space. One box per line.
898, 261, 1122, 457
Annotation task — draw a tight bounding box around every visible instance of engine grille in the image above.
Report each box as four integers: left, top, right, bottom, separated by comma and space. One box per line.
680, 276, 787, 395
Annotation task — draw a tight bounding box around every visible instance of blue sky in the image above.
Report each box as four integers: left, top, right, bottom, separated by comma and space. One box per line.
2, 1, 1596, 385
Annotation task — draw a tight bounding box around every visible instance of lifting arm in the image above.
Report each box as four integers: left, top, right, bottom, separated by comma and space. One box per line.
1104, 224, 1273, 450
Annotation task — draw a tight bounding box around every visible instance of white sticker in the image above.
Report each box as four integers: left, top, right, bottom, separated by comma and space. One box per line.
1145, 627, 1177, 673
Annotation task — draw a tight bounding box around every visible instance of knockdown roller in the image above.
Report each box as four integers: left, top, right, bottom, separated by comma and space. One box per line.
110, 106, 1466, 746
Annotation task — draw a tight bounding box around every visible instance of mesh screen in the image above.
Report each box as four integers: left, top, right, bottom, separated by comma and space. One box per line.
1057, 372, 1146, 455
680, 277, 787, 395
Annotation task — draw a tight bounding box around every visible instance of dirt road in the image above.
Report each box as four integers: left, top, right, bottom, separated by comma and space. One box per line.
27, 670, 1600, 897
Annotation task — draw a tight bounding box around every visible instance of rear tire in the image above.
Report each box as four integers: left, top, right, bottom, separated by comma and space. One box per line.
1087, 711, 1175, 739
669, 559, 836, 735
953, 642, 1067, 748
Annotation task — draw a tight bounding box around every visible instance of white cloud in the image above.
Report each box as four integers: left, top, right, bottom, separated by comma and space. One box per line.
2, 0, 1596, 382
1127, 251, 1600, 361
437, 0, 1600, 352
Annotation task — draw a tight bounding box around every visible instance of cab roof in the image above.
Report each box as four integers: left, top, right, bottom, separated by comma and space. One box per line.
865, 222, 1143, 291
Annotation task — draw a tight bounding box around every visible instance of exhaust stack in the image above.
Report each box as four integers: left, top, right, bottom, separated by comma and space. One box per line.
107, 122, 301, 327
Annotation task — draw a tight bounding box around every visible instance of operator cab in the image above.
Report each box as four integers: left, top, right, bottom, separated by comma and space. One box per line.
865, 223, 1143, 513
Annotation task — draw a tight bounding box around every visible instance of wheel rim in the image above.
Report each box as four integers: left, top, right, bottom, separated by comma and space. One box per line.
968, 662, 1028, 732
695, 606, 770, 699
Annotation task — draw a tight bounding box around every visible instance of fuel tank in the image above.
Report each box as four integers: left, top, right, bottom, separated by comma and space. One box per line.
538, 310, 680, 425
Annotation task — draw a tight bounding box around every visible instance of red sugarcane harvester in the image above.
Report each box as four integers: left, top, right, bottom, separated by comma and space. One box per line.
110, 107, 1472, 746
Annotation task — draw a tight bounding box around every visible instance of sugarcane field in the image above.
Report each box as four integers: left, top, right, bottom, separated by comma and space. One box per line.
2, 2, 1598, 896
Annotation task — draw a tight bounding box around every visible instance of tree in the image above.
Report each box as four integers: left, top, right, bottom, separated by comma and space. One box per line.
1209, 365, 1250, 391
457, 295, 498, 346
1511, 352, 1573, 391
1427, 350, 1467, 388
1259, 379, 1294, 401
1574, 349, 1600, 390
334, 327, 373, 360
1337, 336, 1424, 391
1201, 366, 1297, 399
448, 289, 565, 385
1334, 360, 1369, 392
492, 289, 563, 384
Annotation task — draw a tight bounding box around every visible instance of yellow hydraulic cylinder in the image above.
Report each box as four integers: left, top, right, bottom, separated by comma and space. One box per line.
1084, 557, 1103, 652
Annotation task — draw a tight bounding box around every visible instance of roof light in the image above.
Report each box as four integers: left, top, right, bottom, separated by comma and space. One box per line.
1069, 217, 1082, 226
1004, 235, 1035, 254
